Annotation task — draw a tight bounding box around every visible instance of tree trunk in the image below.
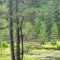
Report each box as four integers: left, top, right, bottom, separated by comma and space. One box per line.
20, 17, 24, 60
9, 0, 15, 60
16, 0, 20, 60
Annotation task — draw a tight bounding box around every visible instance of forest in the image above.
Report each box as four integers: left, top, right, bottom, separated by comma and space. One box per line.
0, 0, 60, 60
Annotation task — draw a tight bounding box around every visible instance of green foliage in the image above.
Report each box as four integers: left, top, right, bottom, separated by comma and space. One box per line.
23, 22, 34, 40
38, 21, 48, 45
0, 40, 8, 55
0, 19, 8, 26
0, 41, 8, 48
2, 41, 8, 48
0, 0, 60, 43
34, 17, 41, 38
0, 28, 9, 41
23, 56, 38, 60
0, 40, 2, 47
42, 44, 56, 48
0, 0, 60, 57
0, 5, 8, 12
50, 22, 58, 45
56, 43, 60, 49
0, 1, 9, 41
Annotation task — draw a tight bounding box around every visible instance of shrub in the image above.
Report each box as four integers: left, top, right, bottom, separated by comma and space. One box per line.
56, 43, 60, 49
2, 41, 8, 48
0, 41, 8, 55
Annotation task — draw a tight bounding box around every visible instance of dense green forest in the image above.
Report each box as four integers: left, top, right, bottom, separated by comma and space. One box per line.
0, 0, 60, 60
0, 0, 60, 44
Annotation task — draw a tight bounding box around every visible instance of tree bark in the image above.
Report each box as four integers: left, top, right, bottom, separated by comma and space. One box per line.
20, 17, 24, 60
16, 0, 20, 60
9, 0, 15, 60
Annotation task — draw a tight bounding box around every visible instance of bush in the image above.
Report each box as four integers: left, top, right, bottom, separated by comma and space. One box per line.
56, 43, 60, 49
2, 41, 8, 48
0, 41, 8, 55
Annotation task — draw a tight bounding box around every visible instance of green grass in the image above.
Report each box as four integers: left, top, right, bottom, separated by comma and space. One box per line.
28, 49, 60, 55
56, 43, 60, 49
0, 55, 38, 60
0, 47, 38, 60
1, 43, 60, 60
0, 48, 10, 55
42, 44, 56, 48
0, 56, 11, 60
23, 56, 38, 60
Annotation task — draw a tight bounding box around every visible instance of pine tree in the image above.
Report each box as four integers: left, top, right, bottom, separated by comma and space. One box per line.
54, 0, 60, 38
38, 21, 48, 45
34, 17, 41, 38
50, 22, 58, 45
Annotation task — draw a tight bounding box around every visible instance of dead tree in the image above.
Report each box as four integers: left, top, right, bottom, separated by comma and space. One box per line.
9, 0, 15, 60
16, 0, 20, 60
